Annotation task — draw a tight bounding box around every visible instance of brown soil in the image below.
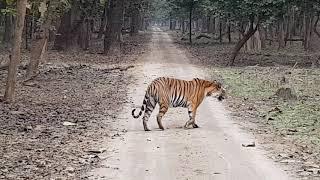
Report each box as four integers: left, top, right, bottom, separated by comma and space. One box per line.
0, 33, 151, 179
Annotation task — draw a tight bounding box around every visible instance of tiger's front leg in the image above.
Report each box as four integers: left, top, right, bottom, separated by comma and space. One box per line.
184, 104, 198, 129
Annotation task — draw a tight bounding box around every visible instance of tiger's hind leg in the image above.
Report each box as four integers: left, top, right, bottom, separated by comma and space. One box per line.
157, 103, 168, 130
142, 97, 156, 131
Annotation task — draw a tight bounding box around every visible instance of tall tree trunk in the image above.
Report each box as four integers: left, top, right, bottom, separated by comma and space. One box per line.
207, 16, 211, 33
201, 16, 207, 33
4, 0, 27, 102
285, 6, 295, 46
172, 20, 176, 30
278, 16, 285, 49
169, 13, 173, 30
228, 18, 259, 66
78, 19, 91, 50
98, 1, 108, 39
130, 7, 140, 35
182, 19, 185, 34
3, 15, 15, 48
219, 18, 222, 43
227, 18, 231, 43
303, 8, 313, 51
260, 26, 267, 48
189, 2, 193, 44
210, 16, 216, 34
26, 1, 52, 80
268, 25, 274, 45
53, 1, 82, 50
104, 0, 124, 55
245, 24, 261, 52
313, 12, 320, 38
195, 19, 199, 32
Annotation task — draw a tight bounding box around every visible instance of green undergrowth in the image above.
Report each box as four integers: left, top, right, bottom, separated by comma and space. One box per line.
211, 67, 320, 148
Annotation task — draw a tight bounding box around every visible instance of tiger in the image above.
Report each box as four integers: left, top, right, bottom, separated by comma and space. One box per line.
132, 77, 226, 131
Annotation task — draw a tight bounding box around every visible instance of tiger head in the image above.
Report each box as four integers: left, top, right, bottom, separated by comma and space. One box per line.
204, 80, 226, 101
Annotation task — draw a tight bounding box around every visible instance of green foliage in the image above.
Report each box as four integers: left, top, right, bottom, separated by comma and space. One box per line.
150, 0, 212, 21
149, 0, 174, 20
216, 0, 287, 22
0, 7, 16, 15
0, 0, 16, 15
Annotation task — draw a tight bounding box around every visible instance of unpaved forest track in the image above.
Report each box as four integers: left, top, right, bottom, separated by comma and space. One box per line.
89, 28, 292, 180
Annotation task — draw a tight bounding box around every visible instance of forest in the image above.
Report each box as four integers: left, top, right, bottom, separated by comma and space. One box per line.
0, 0, 320, 179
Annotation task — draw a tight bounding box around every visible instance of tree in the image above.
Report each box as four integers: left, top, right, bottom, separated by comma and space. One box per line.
104, 0, 124, 55
98, 0, 109, 39
216, 0, 287, 65
25, 0, 69, 79
53, 0, 101, 50
1, 0, 16, 48
4, 0, 28, 102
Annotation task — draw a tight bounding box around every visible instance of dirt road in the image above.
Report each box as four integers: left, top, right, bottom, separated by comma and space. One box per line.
89, 28, 292, 180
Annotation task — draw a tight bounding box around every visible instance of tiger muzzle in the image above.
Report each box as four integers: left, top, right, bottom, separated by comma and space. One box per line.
217, 95, 224, 101
217, 88, 226, 101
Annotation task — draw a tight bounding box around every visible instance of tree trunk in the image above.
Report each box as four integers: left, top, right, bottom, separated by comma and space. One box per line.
207, 16, 211, 33
182, 19, 185, 34
189, 2, 193, 44
3, 15, 15, 48
278, 16, 285, 49
227, 18, 231, 43
98, 1, 108, 39
104, 0, 124, 55
4, 0, 27, 102
26, 33, 48, 79
285, 6, 295, 46
172, 20, 176, 30
78, 19, 91, 50
268, 25, 274, 45
260, 26, 267, 48
26, 0, 53, 79
53, 1, 82, 50
228, 18, 259, 66
245, 23, 261, 52
195, 19, 199, 32
313, 12, 320, 39
26, 22, 51, 79
201, 16, 207, 33
303, 10, 313, 51
219, 18, 222, 43
130, 7, 140, 35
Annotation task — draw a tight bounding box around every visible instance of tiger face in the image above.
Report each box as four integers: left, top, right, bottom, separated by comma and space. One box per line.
204, 81, 226, 101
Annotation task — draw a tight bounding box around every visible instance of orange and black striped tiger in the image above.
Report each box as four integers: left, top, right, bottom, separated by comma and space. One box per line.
132, 77, 225, 131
